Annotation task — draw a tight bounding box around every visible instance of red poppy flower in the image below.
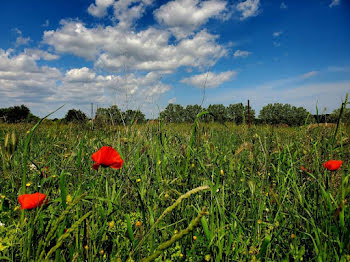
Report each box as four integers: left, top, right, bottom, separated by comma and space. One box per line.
322, 160, 343, 171
18, 192, 47, 210
91, 146, 123, 170
301, 166, 310, 173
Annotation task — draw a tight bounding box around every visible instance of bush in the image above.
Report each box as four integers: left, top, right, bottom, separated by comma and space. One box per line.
64, 109, 88, 123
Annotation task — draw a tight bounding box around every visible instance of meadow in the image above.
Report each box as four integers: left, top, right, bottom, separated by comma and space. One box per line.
0, 117, 349, 261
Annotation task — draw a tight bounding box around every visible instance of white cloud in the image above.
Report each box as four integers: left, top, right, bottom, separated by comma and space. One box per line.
168, 97, 176, 103
13, 28, 31, 47
0, 49, 170, 116
181, 70, 236, 88
65, 67, 96, 83
44, 21, 227, 72
280, 2, 287, 9
24, 49, 59, 61
233, 49, 251, 58
329, 0, 340, 8
236, 0, 260, 20
154, 0, 227, 38
0, 49, 62, 106
15, 36, 31, 47
302, 71, 318, 79
88, 0, 114, 18
273, 31, 283, 37
113, 0, 153, 30
88, 0, 152, 30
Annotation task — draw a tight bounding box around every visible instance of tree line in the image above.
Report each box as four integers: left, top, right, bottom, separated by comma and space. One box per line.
0, 103, 349, 126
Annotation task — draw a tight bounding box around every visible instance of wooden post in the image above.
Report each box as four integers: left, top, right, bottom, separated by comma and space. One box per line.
247, 99, 251, 128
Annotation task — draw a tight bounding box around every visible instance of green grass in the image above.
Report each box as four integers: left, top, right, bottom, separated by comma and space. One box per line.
0, 120, 349, 261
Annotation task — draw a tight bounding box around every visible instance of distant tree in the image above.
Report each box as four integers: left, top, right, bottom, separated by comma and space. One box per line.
328, 107, 350, 123
206, 104, 227, 123
109, 105, 123, 125
95, 105, 123, 126
259, 103, 313, 126
26, 113, 40, 123
123, 109, 146, 124
184, 105, 203, 122
0, 105, 30, 123
160, 104, 185, 123
227, 103, 245, 124
64, 109, 87, 123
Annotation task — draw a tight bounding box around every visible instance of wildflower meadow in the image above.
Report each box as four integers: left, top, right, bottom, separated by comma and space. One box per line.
0, 107, 349, 261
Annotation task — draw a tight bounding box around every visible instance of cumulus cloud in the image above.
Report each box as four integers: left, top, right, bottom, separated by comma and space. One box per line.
88, 0, 114, 18
329, 0, 340, 8
64, 67, 96, 82
0, 49, 170, 116
43, 21, 227, 72
88, 0, 152, 30
24, 49, 59, 61
154, 0, 227, 38
113, 0, 153, 30
233, 49, 251, 58
0, 49, 62, 106
236, 0, 261, 20
181, 70, 236, 88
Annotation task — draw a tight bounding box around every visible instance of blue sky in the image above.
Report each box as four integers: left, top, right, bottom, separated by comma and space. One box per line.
0, 0, 349, 118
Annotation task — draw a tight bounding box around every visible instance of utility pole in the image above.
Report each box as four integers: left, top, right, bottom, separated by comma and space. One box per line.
247, 99, 251, 128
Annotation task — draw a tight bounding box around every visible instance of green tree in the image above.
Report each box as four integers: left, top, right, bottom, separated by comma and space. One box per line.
123, 109, 146, 124
227, 103, 245, 124
206, 104, 227, 123
329, 107, 350, 123
64, 109, 87, 123
0, 105, 30, 123
184, 105, 203, 122
259, 103, 313, 126
160, 104, 185, 123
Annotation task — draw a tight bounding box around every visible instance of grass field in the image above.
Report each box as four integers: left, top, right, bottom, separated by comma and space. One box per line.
0, 119, 349, 261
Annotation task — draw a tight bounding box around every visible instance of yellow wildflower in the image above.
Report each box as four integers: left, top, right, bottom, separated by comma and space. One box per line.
193, 235, 197, 241
220, 169, 224, 175
99, 250, 104, 255
136, 221, 142, 227
291, 234, 296, 239
205, 254, 211, 261
136, 178, 141, 183
66, 194, 72, 204
108, 221, 115, 229
257, 219, 262, 224
0, 195, 5, 199
26, 182, 32, 187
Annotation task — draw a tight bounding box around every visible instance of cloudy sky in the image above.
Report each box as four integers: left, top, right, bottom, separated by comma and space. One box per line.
0, 0, 349, 118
